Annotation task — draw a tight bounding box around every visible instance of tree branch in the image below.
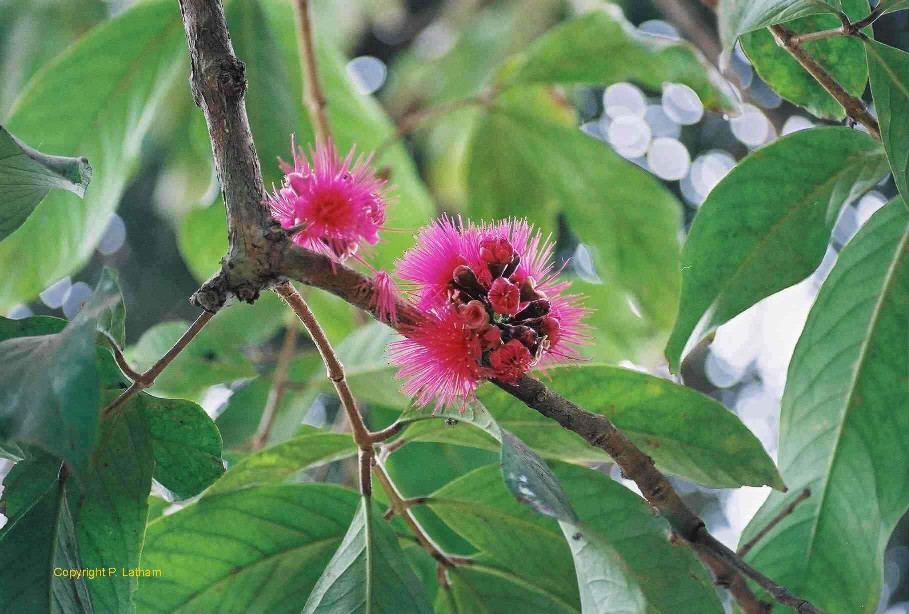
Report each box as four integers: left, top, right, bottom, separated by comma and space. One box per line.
769, 24, 879, 139
177, 2, 824, 612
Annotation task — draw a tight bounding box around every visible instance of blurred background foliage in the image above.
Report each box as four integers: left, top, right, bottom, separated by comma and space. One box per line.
3, 0, 909, 610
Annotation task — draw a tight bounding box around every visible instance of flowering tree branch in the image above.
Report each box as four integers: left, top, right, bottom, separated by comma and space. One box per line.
177, 1, 822, 612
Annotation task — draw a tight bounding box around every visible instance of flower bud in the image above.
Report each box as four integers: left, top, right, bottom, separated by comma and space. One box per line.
488, 277, 520, 315
459, 300, 490, 329
518, 277, 546, 302
514, 299, 551, 322
480, 325, 503, 350
540, 316, 561, 346
452, 265, 485, 299
479, 237, 515, 266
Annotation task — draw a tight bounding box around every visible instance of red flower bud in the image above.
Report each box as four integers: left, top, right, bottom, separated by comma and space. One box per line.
479, 236, 515, 266
488, 277, 520, 315
489, 339, 534, 382
459, 300, 490, 329
519, 277, 547, 303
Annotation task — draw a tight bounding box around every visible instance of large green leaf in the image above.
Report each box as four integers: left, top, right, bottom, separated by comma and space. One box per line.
498, 6, 736, 113
0, 269, 123, 480
126, 320, 256, 399
866, 39, 909, 208
739, 198, 909, 613
666, 127, 889, 371
468, 96, 682, 331
0, 474, 92, 612
411, 364, 783, 489
877, 0, 909, 14
72, 393, 155, 612
206, 426, 356, 495
428, 466, 580, 611
400, 402, 578, 522
136, 484, 358, 613
0, 0, 185, 310
436, 567, 577, 614
138, 394, 224, 499
741, 0, 869, 120
554, 463, 722, 613
717, 0, 841, 56
0, 124, 91, 241
303, 496, 433, 613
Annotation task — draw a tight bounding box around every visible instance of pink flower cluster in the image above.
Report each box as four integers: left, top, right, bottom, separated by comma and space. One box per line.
264, 138, 586, 411
389, 217, 587, 410
267, 138, 387, 262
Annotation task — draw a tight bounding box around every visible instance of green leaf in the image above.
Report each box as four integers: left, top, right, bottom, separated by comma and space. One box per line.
136, 484, 359, 613
877, 0, 909, 14
0, 0, 185, 310
468, 95, 682, 330
741, 0, 869, 120
177, 202, 227, 283
400, 402, 577, 522
73, 393, 155, 612
0, 474, 92, 612
436, 567, 577, 614
666, 127, 888, 371
553, 463, 722, 613
717, 0, 841, 56
498, 6, 737, 113
0, 269, 123, 480
408, 364, 783, 489
138, 394, 224, 499
126, 320, 256, 399
739, 198, 909, 613
303, 496, 433, 613
0, 124, 91, 242
428, 466, 580, 609
0, 451, 61, 523
866, 39, 909, 208
206, 426, 356, 495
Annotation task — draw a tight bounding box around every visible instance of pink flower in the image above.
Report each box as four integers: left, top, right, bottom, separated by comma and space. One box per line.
488, 277, 520, 315
390, 216, 588, 410
268, 137, 387, 261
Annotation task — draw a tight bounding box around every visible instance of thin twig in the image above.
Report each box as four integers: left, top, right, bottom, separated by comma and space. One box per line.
274, 281, 373, 493
373, 460, 469, 581
367, 421, 404, 444
101, 332, 143, 383
788, 6, 882, 46
101, 312, 214, 418
252, 324, 298, 450
768, 24, 880, 139
738, 488, 811, 558
293, 0, 330, 143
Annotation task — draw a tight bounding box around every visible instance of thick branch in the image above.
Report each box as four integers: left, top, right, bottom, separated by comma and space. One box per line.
178, 0, 278, 304
768, 25, 879, 139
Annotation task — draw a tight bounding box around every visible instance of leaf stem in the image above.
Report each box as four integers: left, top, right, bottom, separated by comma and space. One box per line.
251, 324, 298, 450
737, 488, 811, 558
101, 311, 214, 418
292, 0, 330, 143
